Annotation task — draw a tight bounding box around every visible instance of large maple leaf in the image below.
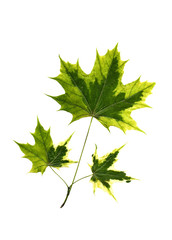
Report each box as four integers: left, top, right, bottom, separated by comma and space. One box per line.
15, 118, 74, 174
49, 44, 155, 132
90, 145, 134, 199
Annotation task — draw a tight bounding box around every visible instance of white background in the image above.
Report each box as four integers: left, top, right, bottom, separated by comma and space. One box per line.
0, 0, 172, 239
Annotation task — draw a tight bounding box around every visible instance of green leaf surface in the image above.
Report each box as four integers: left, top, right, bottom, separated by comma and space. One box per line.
49, 44, 155, 132
15, 118, 74, 174
90, 145, 134, 199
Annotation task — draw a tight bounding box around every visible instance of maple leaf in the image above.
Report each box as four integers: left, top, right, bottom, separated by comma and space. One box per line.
90, 145, 134, 199
15, 118, 74, 174
49, 44, 155, 132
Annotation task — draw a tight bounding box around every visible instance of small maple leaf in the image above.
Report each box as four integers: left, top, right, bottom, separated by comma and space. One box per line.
90, 145, 134, 199
15, 118, 74, 174
49, 44, 155, 132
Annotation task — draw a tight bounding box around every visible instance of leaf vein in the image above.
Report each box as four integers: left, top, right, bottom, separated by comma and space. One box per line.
56, 78, 83, 98
95, 84, 153, 115
61, 60, 92, 113
58, 98, 89, 113
21, 144, 47, 164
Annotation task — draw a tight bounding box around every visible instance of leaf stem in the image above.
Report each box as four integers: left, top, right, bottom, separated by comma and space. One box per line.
71, 117, 93, 185
60, 117, 93, 208
73, 174, 93, 185
49, 166, 68, 188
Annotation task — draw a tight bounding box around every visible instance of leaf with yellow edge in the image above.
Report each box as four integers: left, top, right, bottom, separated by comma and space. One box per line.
15, 118, 75, 174
49, 44, 155, 132
90, 145, 134, 199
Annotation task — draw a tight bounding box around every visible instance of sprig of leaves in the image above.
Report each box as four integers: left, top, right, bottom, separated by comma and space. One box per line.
16, 44, 155, 208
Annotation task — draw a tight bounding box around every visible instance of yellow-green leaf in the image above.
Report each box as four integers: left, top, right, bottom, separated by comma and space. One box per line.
15, 118, 74, 174
49, 44, 155, 132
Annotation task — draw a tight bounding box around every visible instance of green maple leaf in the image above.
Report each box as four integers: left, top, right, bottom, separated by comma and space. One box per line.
90, 145, 134, 199
15, 118, 74, 174
49, 44, 155, 132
